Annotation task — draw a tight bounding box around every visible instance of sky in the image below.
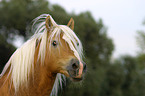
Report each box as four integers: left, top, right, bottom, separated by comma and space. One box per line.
49, 0, 145, 58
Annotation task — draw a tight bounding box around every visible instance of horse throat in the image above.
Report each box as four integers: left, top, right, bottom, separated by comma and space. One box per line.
28, 65, 57, 96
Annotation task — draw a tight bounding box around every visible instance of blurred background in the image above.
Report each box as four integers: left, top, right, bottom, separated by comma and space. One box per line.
0, 0, 145, 96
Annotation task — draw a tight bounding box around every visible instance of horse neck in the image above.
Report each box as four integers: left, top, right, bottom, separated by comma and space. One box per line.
0, 64, 56, 96
23, 43, 57, 96
26, 41, 57, 96
0, 71, 15, 96
0, 47, 57, 96
27, 63, 57, 96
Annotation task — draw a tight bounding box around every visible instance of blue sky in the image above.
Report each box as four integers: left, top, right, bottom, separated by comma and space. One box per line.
49, 0, 145, 57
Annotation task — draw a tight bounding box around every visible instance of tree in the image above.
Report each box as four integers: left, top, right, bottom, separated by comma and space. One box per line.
0, 34, 15, 73
107, 55, 145, 96
136, 30, 145, 70
0, 0, 50, 38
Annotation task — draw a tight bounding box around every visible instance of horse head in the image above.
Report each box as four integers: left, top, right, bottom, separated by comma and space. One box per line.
43, 15, 87, 82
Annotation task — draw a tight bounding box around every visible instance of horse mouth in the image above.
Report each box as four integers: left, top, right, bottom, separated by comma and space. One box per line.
67, 70, 83, 82
71, 77, 83, 82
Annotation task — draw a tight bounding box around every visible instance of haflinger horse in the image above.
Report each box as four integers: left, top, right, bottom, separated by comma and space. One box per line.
0, 14, 86, 96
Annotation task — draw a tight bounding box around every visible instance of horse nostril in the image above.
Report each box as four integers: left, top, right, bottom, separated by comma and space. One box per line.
72, 63, 79, 69
70, 59, 79, 70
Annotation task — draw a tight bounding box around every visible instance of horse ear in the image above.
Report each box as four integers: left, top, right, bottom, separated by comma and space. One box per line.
67, 18, 74, 30
45, 16, 53, 32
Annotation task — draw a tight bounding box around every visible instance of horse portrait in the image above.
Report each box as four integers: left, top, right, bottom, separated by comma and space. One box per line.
0, 14, 86, 96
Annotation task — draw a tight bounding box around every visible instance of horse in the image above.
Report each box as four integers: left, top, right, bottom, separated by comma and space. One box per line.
0, 14, 86, 96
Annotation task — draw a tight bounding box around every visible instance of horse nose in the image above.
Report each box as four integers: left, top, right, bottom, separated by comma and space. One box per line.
71, 59, 79, 70
70, 59, 87, 72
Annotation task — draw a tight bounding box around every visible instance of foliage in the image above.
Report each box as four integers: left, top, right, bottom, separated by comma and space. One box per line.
136, 31, 145, 53
136, 31, 145, 70
0, 0, 49, 38
0, 34, 15, 73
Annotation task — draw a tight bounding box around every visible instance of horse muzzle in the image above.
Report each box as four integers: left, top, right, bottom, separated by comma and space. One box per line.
67, 58, 87, 82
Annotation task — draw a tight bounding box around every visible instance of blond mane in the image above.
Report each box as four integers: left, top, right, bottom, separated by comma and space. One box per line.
0, 14, 83, 96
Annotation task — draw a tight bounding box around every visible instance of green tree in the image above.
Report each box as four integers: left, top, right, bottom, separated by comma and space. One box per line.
136, 31, 145, 53
106, 63, 125, 96
136, 31, 145, 70
0, 0, 49, 38
0, 34, 15, 73
107, 55, 145, 96
121, 55, 145, 96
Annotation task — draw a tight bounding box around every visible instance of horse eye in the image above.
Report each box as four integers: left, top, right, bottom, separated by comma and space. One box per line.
52, 40, 57, 46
